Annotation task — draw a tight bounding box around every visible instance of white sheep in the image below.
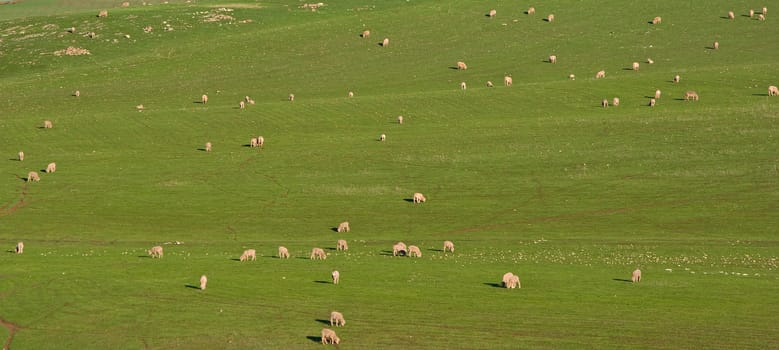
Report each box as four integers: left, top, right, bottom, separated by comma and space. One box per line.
502, 272, 514, 287
685, 91, 699, 101
408, 245, 422, 257
652, 16, 661, 24
278, 246, 290, 259
632, 269, 642, 283
596, 70, 605, 79
547, 14, 555, 22
250, 137, 259, 148
17, 151, 24, 161
15, 242, 24, 254
380, 134, 386, 141
257, 136, 265, 148
549, 55, 557, 64
504, 76, 513, 86
337, 239, 348, 251
632, 62, 639, 70
288, 94, 295, 102
382, 38, 389, 47
310, 247, 327, 260
443, 240, 454, 253
413, 192, 426, 204
612, 97, 620, 107
763, 7, 767, 15
487, 81, 494, 87
758, 14, 765, 21
457, 61, 468, 70
330, 311, 345, 326
348, 91, 354, 98
361, 30, 370, 38
460, 81, 467, 90
44, 120, 53, 129
201, 94, 208, 104
337, 221, 350, 233
673, 75, 680, 83
74, 90, 81, 97
568, 74, 575, 80
321, 328, 340, 344
646, 58, 654, 64
507, 275, 521, 289
46, 162, 56, 173
649, 98, 656, 107
728, 11, 735, 20
240, 249, 257, 262
601, 99, 609, 108
713, 41, 719, 50
98, 10, 108, 17
527, 7, 535, 15
331, 270, 340, 284
488, 9, 496, 17
239, 101, 245, 109
148, 245, 163, 258
397, 115, 404, 124
768, 85, 779, 96
200, 275, 208, 290
27, 171, 40, 182
750, 9, 755, 18
205, 142, 212, 152
393, 242, 407, 256
655, 89, 662, 99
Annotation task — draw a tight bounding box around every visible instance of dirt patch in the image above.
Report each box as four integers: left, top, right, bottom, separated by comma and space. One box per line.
0, 318, 20, 350
53, 46, 91, 56
206, 3, 264, 9
0, 184, 27, 218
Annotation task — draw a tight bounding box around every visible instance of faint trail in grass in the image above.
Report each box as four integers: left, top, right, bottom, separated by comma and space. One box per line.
0, 317, 20, 350
0, 183, 28, 218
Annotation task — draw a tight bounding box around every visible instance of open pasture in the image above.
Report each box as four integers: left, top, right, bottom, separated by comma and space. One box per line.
1, 0, 777, 348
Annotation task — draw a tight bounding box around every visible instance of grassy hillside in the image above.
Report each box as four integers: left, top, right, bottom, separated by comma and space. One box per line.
1, 0, 777, 349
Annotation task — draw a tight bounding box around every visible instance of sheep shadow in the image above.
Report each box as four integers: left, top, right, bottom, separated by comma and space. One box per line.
242, 144, 254, 148
448, 66, 460, 70
673, 98, 686, 101
543, 18, 552, 22
429, 248, 444, 252
377, 41, 386, 47
484, 282, 504, 288
192, 101, 206, 104
622, 67, 635, 71
306, 336, 322, 344
315, 319, 331, 326
184, 284, 202, 289
719, 16, 731, 19
196, 147, 208, 152
313, 280, 331, 284
137, 255, 151, 258
613, 278, 633, 283
379, 250, 401, 256
296, 256, 310, 260
230, 258, 241, 262
705, 46, 716, 50
752, 93, 770, 96
330, 227, 339, 232
19, 177, 30, 182
403, 198, 415, 203
9, 158, 21, 161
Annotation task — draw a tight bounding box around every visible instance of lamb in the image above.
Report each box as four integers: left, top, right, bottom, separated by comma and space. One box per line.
361, 30, 370, 38
393, 242, 407, 256
652, 16, 661, 24
257, 136, 265, 148
321, 328, 340, 345
289, 94, 295, 102
27, 171, 40, 182
205, 142, 212, 152
457, 61, 468, 70
382, 38, 389, 47
612, 97, 620, 107
768, 85, 779, 96
504, 76, 513, 86
201, 94, 208, 104
649, 98, 656, 107
632, 62, 639, 70
596, 70, 605, 79
547, 14, 554, 22
148, 245, 163, 258
655, 89, 661, 99
98, 10, 108, 18
15, 242, 24, 254
713, 41, 719, 50
632, 269, 642, 283
239, 101, 245, 109
240, 249, 257, 262
337, 239, 348, 251
647, 58, 654, 64
44, 120, 53, 129
330, 311, 345, 326
408, 245, 422, 257
310, 247, 327, 260
728, 11, 735, 20
487, 81, 494, 87
331, 270, 340, 284
549, 55, 557, 64
278, 246, 290, 259
673, 75, 680, 83
46, 162, 56, 173
526, 7, 535, 15
200, 275, 208, 290
460, 81, 467, 90
412, 192, 426, 204
601, 99, 609, 108
443, 240, 454, 253
684, 91, 699, 101
488, 9, 496, 18
397, 115, 404, 124
502, 272, 514, 287
507, 275, 521, 289
380, 134, 386, 141
18, 151, 24, 161
337, 221, 350, 233
758, 14, 765, 21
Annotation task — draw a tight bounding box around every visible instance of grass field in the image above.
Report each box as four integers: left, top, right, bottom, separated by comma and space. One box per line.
1, 0, 778, 349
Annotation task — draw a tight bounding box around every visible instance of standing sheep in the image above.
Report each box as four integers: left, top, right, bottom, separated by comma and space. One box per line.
98, 10, 109, 17
758, 14, 765, 21
568, 74, 575, 80
728, 11, 735, 19
488, 9, 496, 18
649, 98, 656, 107
750, 9, 755, 18
337, 221, 350, 233
527, 7, 535, 15
288, 94, 295, 102
412, 192, 426, 204
44, 120, 53, 129
504, 76, 513, 86
148, 245, 163, 258
713, 41, 719, 50
768, 85, 779, 96
74, 90, 81, 97
646, 58, 654, 64
460, 81, 467, 90
278, 246, 290, 259
408, 245, 422, 257
652, 16, 661, 24
549, 55, 557, 63
601, 99, 609, 108
205, 142, 212, 152
443, 241, 455, 253
337, 239, 348, 251
763, 7, 767, 15
507, 275, 521, 289
250, 137, 259, 148
27, 171, 40, 182
457, 61, 468, 70
502, 272, 514, 287
239, 101, 245, 109
200, 275, 208, 290
330, 311, 345, 326
240, 249, 257, 262
596, 70, 606, 79
382, 38, 389, 47
684, 91, 699, 101
380, 134, 386, 141
15, 242, 24, 254
331, 270, 340, 284
348, 91, 354, 98
393, 242, 407, 256
612, 97, 620, 107
487, 81, 494, 87
18, 151, 24, 161
361, 30, 370, 38
321, 328, 340, 345
632, 269, 642, 283
547, 14, 555, 22
632, 62, 639, 70
201, 94, 208, 104
257, 136, 265, 148
46, 162, 56, 173
655, 89, 662, 99
673, 75, 680, 83
310, 248, 327, 260
397, 115, 404, 124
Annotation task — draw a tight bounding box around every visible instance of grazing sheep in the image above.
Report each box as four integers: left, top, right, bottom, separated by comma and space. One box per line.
397, 115, 404, 124
460, 81, 467, 90
655, 89, 661, 99
239, 101, 245, 109
321, 328, 340, 345
257, 136, 265, 148
148, 245, 163, 258
549, 55, 557, 63
245, 96, 251, 102
443, 240, 455, 253
649, 98, 656, 107
504, 76, 513, 86
98, 10, 108, 17
684, 91, 699, 101
310, 247, 327, 260
601, 99, 609, 108
502, 272, 514, 287
250, 137, 259, 148
382, 38, 389, 47
652, 16, 661, 24
612, 97, 620, 106
201, 94, 208, 104
763, 7, 767, 15
44, 120, 53, 129
768, 85, 779, 96
330, 311, 345, 326
18, 151, 24, 161
200, 275, 208, 290
74, 90, 80, 97
547, 14, 555, 22
361, 30, 370, 38
596, 70, 605, 79
457, 61, 468, 70
337, 239, 348, 251
136, 104, 144, 111
750, 9, 755, 18
380, 134, 386, 141
632, 62, 639, 70
27, 171, 40, 182
673, 75, 680, 83
408, 245, 422, 257
728, 11, 735, 19
46, 162, 56, 173
487, 81, 494, 87
714, 41, 719, 49
632, 269, 642, 283
278, 246, 290, 259
288, 94, 295, 102
568, 74, 575, 80
488, 9, 496, 17
205, 142, 212, 152
15, 242, 24, 254
248, 99, 255, 105
758, 14, 765, 21
413, 192, 426, 204
240, 249, 257, 262
337, 221, 350, 233
348, 91, 354, 98
331, 270, 340, 284
647, 58, 654, 64
507, 275, 521, 289
527, 7, 535, 15
393, 242, 407, 256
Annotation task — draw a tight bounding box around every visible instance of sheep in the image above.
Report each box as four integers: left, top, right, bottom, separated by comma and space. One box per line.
549, 55, 557, 64
288, 93, 295, 102
728, 11, 735, 20
46, 162, 56, 173
239, 101, 245, 109
15, 242, 24, 254
596, 70, 605, 79
649, 98, 656, 107
348, 91, 354, 98
547, 14, 554, 22
310, 247, 327, 260
443, 240, 454, 253
601, 99, 609, 108
330, 311, 345, 326
397, 115, 404, 124
380, 134, 386, 141
205, 142, 212, 152
136, 104, 144, 111
200, 275, 208, 290
647, 58, 654, 64
248, 99, 255, 105
488, 9, 496, 18
331, 270, 340, 284
632, 269, 642, 283
507, 275, 521, 289
504, 76, 513, 86
457, 61, 468, 70
337, 239, 348, 251
526, 7, 535, 15
460, 81, 467, 90
250, 137, 259, 148
18, 151, 24, 161
393, 242, 407, 256
240, 249, 257, 262
257, 136, 265, 148
278, 246, 290, 259
413, 192, 426, 204
568, 74, 575, 80
487, 81, 494, 87
632, 62, 639, 71
361, 30, 370, 38
44, 120, 53, 129
684, 91, 699, 101
321, 328, 340, 345
673, 75, 680, 83
713, 41, 719, 50
750, 9, 755, 18
98, 10, 108, 18
768, 85, 779, 96
502, 272, 514, 287
612, 97, 620, 107
655, 89, 662, 99
763, 7, 767, 15
408, 245, 422, 257
652, 16, 661, 24
121, 1, 130, 7
27, 171, 40, 182
337, 221, 350, 233
201, 94, 208, 104
758, 14, 765, 21
74, 90, 80, 97
148, 245, 163, 258
382, 38, 389, 47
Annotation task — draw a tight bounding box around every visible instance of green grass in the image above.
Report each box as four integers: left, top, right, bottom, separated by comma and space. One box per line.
1, 0, 778, 348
